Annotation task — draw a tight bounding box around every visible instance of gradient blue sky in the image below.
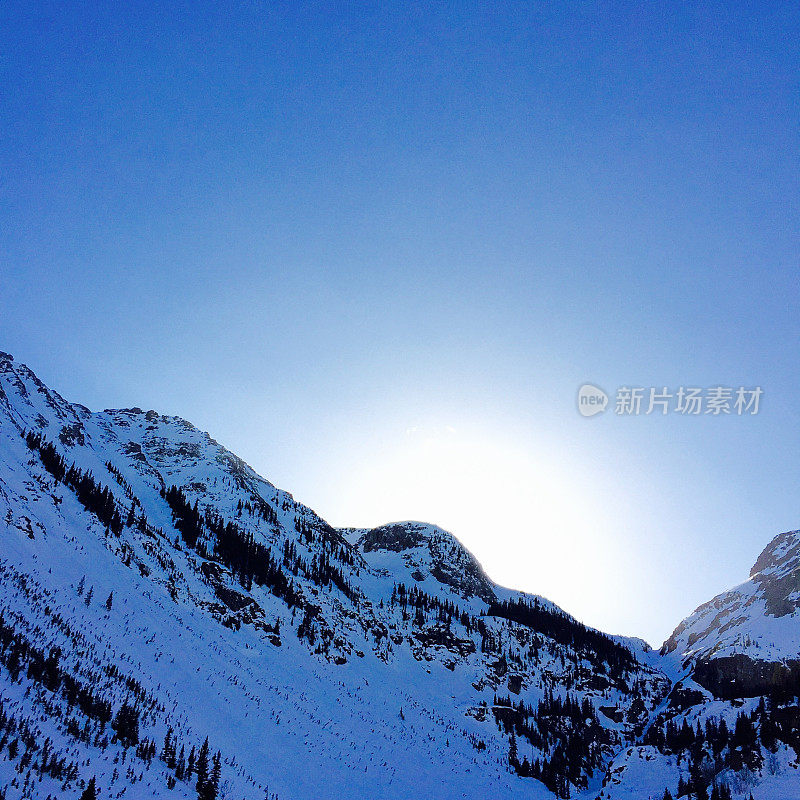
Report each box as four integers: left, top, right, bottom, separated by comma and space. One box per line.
1, 2, 798, 645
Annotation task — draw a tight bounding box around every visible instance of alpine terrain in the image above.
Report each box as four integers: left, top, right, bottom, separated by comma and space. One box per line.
0, 351, 798, 800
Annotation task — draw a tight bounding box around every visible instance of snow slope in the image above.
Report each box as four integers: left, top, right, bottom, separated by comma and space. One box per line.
1, 351, 799, 800
664, 530, 800, 669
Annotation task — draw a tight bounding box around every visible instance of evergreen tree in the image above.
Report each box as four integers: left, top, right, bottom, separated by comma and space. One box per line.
112, 701, 139, 747
689, 759, 708, 800
161, 727, 174, 765
508, 732, 518, 768
105, 592, 114, 611
176, 746, 186, 781
80, 777, 97, 800
195, 738, 210, 794
199, 752, 221, 800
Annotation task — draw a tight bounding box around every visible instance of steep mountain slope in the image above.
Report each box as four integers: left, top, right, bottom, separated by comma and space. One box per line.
1, 351, 799, 800
0, 352, 671, 800
663, 530, 800, 698
602, 532, 800, 800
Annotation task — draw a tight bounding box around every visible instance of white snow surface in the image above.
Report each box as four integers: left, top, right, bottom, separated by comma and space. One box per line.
0, 351, 798, 799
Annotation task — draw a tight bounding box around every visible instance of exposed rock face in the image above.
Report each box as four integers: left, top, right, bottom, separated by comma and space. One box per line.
693, 654, 800, 700
357, 521, 497, 603
750, 529, 800, 617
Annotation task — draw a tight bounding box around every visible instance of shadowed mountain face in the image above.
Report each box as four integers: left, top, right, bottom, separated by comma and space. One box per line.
751, 531, 800, 617
662, 528, 800, 703
0, 350, 799, 800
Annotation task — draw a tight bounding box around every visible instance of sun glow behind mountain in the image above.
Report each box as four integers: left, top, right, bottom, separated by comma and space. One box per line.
329, 421, 632, 634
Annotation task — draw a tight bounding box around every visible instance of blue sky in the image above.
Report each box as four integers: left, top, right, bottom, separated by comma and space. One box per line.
1, 2, 798, 644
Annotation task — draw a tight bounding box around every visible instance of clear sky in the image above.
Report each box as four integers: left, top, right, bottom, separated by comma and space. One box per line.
1, 2, 798, 645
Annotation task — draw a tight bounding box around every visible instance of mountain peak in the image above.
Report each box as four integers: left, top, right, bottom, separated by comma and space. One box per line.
354, 521, 497, 603
750, 528, 800, 578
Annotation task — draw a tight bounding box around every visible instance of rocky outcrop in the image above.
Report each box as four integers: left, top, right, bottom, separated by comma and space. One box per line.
693, 654, 800, 700
358, 522, 497, 603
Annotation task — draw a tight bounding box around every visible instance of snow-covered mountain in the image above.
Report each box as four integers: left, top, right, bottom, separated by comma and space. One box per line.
600, 535, 800, 800
0, 351, 798, 800
664, 530, 800, 690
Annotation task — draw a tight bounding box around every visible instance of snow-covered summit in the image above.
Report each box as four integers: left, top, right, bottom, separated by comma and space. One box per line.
664, 529, 800, 666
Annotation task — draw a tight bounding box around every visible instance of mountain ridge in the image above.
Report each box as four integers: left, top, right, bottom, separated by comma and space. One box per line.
1, 350, 799, 800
